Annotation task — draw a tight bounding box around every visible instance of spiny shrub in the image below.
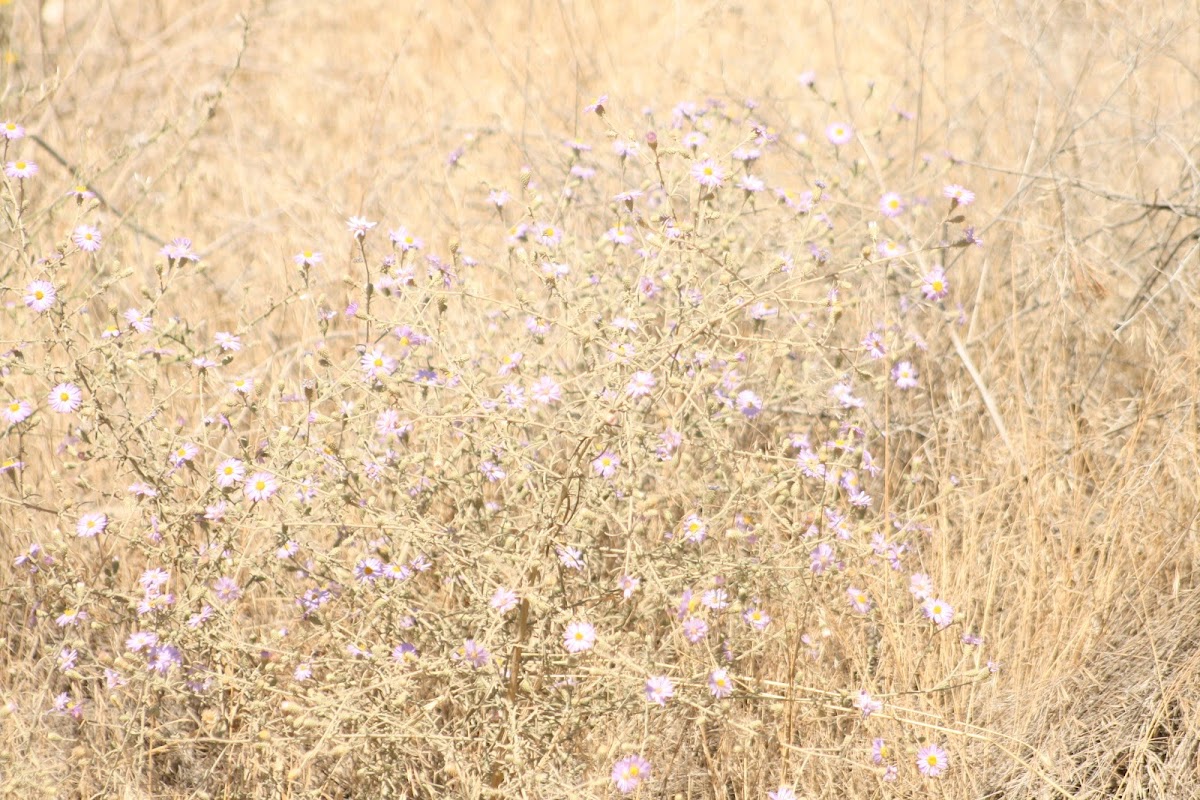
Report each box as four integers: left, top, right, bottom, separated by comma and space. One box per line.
2, 86, 996, 798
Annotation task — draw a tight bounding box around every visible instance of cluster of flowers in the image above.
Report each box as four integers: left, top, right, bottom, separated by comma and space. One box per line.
1, 81, 990, 797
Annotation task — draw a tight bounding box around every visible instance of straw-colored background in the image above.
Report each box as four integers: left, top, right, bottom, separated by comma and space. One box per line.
4, 0, 1200, 796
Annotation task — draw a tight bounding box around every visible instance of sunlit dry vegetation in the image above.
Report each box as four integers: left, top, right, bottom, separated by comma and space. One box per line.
1, 1, 1198, 797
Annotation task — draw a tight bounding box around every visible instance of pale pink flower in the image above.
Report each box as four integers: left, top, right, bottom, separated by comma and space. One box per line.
389, 227, 423, 251
847, 586, 873, 614
682, 617, 708, 643
708, 668, 733, 698
490, 587, 519, 614
360, 348, 397, 381
457, 639, 490, 668
735, 389, 763, 418
534, 223, 562, 248
346, 216, 377, 239
47, 383, 82, 413
879, 192, 904, 218
701, 589, 729, 610
922, 597, 955, 629
626, 370, 656, 397
563, 620, 596, 653
557, 546, 585, 570
76, 511, 108, 538
854, 689, 883, 718
24, 280, 56, 313
680, 514, 707, 543
56, 607, 87, 627
123, 308, 153, 333
611, 754, 650, 795
213, 576, 242, 603
125, 631, 158, 653
4, 399, 32, 426
4, 159, 37, 179
826, 122, 854, 146
909, 573, 934, 600
592, 451, 620, 478
160, 237, 199, 262
244, 472, 279, 502
139, 568, 170, 592
644, 675, 675, 705
737, 174, 765, 193
691, 158, 725, 188
892, 361, 918, 390
743, 607, 771, 631
877, 239, 905, 259
943, 184, 975, 206
72, 225, 103, 252
293, 250, 323, 267
530, 375, 561, 405
921, 268, 949, 301
215, 458, 245, 489
916, 743, 949, 778
169, 442, 199, 467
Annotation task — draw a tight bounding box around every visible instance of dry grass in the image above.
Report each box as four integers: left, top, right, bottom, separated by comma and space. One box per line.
1, 0, 1198, 797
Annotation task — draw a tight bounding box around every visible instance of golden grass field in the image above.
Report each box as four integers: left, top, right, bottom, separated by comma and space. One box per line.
1, 0, 1199, 797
